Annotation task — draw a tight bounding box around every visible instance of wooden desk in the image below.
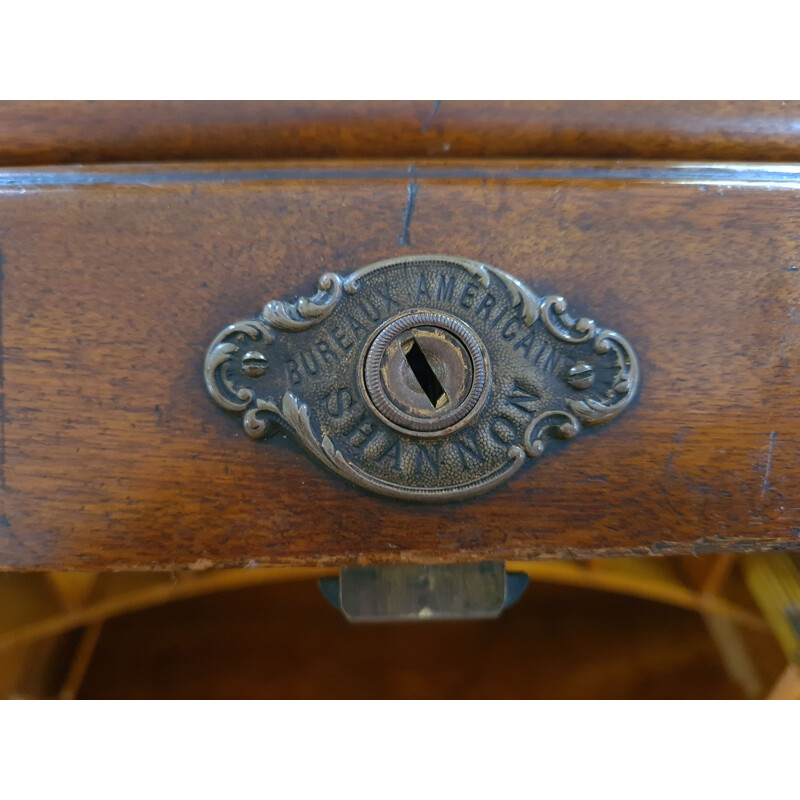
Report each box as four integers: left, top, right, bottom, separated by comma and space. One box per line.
0, 103, 798, 569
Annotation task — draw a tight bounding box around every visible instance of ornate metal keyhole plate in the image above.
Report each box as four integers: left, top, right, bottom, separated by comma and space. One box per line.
204, 255, 639, 502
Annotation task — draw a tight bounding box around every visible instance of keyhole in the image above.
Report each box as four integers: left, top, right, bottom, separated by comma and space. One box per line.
403, 337, 448, 409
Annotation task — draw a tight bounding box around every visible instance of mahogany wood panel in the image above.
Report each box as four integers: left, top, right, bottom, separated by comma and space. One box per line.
0, 160, 798, 569
2, 101, 800, 166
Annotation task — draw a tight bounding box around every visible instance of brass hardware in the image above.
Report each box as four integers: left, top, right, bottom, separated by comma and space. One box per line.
205, 255, 640, 501
241, 351, 269, 378
361, 310, 489, 436
318, 563, 529, 622
566, 361, 595, 390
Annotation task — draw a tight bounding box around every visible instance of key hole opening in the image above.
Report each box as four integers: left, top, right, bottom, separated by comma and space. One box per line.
403, 337, 448, 409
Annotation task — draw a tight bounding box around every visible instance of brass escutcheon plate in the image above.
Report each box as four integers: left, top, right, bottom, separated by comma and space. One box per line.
204, 255, 640, 501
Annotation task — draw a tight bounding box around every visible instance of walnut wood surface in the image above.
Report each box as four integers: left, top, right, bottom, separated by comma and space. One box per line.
0, 160, 798, 569
2, 101, 800, 165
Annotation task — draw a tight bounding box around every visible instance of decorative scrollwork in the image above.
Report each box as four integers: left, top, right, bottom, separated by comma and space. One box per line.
489, 265, 540, 326
243, 398, 281, 439
459, 260, 491, 287
204, 319, 273, 411
454, 261, 540, 325
262, 272, 359, 331
249, 391, 530, 503
204, 255, 639, 502
568, 330, 639, 425
541, 295, 596, 343
523, 410, 580, 458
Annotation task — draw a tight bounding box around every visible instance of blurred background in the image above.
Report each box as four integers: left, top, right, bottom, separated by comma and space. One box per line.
2, 553, 797, 699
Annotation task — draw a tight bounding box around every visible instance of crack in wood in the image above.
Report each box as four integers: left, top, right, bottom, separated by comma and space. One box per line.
421, 100, 441, 133
761, 430, 777, 500
397, 179, 418, 246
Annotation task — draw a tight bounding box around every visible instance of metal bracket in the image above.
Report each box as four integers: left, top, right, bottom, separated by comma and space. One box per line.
319, 562, 529, 622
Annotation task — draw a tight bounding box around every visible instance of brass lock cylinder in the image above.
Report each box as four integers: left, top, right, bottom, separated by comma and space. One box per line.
360, 310, 490, 437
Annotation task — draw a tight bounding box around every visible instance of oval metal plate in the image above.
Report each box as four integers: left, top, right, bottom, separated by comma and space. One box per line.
204, 255, 640, 502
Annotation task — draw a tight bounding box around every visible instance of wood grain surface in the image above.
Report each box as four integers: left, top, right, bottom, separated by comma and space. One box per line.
2, 101, 800, 166
0, 159, 798, 569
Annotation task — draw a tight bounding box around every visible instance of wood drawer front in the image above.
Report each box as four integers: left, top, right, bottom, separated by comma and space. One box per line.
0, 160, 798, 569
3, 101, 800, 165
